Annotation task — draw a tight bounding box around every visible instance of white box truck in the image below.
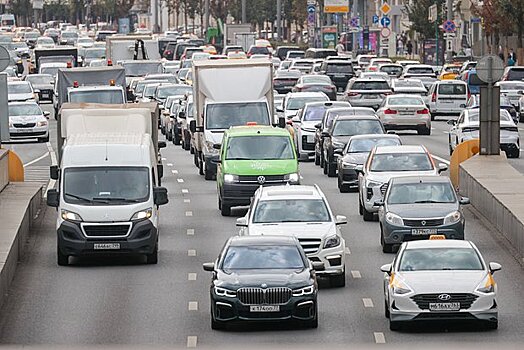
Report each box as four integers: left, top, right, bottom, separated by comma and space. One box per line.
46, 107, 168, 266
106, 35, 161, 62
190, 59, 280, 180
223, 23, 252, 47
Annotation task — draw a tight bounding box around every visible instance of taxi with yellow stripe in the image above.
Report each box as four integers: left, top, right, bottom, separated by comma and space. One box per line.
381, 239, 500, 331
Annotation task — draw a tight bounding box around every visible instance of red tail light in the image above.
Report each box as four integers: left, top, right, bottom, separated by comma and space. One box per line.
431, 93, 436, 102
384, 109, 397, 115
416, 108, 429, 114
467, 91, 471, 101
347, 92, 359, 97
107, 59, 112, 66
73, 81, 79, 88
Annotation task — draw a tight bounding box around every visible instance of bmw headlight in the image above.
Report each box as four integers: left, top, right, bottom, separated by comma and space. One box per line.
130, 208, 153, 221
385, 212, 404, 226
476, 273, 496, 294
284, 172, 300, 184
224, 174, 239, 183
323, 234, 341, 249
292, 285, 315, 296
61, 209, 83, 222
443, 210, 461, 225
214, 286, 237, 297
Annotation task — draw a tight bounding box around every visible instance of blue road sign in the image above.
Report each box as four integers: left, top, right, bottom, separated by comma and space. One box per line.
443, 20, 456, 33
372, 15, 379, 24
380, 16, 391, 27
307, 5, 315, 14
350, 17, 359, 27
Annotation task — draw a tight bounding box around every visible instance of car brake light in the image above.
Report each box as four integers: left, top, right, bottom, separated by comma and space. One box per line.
246, 122, 257, 126
416, 108, 429, 114
73, 81, 79, 88
384, 109, 397, 114
431, 92, 436, 102
347, 92, 359, 96
107, 59, 113, 66
66, 61, 72, 68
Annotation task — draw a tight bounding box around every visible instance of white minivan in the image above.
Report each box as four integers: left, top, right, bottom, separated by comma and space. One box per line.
427, 80, 469, 120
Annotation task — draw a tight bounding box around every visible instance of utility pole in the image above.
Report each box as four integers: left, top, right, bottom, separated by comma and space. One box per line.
204, 0, 210, 33
241, 0, 246, 24
446, 0, 453, 61
276, 0, 282, 40
436, 0, 440, 66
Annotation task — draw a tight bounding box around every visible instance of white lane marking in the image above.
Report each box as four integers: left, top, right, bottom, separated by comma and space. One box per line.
432, 154, 450, 165
187, 229, 195, 235
171, 170, 179, 174
184, 199, 191, 203
188, 273, 197, 281
442, 131, 450, 134
188, 249, 196, 256
187, 336, 197, 348
23, 152, 49, 167
167, 163, 173, 167
182, 189, 189, 194
185, 211, 193, 217
177, 178, 185, 183
351, 270, 361, 279
345, 247, 351, 255
188, 301, 198, 311
374, 332, 386, 344
161, 157, 166, 161
362, 298, 374, 308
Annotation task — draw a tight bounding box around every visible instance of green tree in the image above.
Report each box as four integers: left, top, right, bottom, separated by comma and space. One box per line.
9, 0, 32, 26
404, 0, 444, 40
498, 0, 524, 48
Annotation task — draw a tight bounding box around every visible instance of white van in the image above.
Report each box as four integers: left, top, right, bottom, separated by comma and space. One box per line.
427, 80, 469, 120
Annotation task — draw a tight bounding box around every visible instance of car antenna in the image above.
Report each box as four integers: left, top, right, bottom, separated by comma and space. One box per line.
105, 140, 108, 161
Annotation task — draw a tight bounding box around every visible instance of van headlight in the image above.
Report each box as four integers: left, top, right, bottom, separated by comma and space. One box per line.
61, 209, 83, 222
323, 234, 341, 248
365, 179, 382, 188
292, 285, 315, 296
443, 210, 461, 224
224, 174, 239, 183
130, 208, 153, 221
385, 212, 403, 226
285, 172, 300, 184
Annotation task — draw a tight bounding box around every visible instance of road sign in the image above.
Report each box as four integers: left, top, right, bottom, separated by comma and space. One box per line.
307, 5, 315, 14
307, 0, 315, 4
0, 46, 10, 72
308, 13, 315, 23
442, 20, 456, 33
428, 4, 437, 21
380, 16, 391, 27
380, 27, 391, 38
324, 0, 349, 13
476, 54, 505, 84
350, 17, 359, 28
372, 15, 379, 24
380, 2, 391, 15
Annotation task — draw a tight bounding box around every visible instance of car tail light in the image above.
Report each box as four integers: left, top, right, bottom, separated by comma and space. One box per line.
164, 50, 172, 56
416, 108, 429, 114
431, 92, 436, 102
347, 92, 359, 97
107, 59, 112, 66
383, 91, 393, 95
384, 109, 397, 114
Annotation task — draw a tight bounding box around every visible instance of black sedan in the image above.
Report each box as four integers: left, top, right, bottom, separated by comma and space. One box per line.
25, 74, 55, 103
273, 70, 301, 94
203, 235, 322, 330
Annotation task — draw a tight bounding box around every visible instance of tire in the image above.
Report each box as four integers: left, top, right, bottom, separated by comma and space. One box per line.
485, 320, 498, 330
327, 159, 336, 177
320, 150, 325, 168
338, 177, 350, 193
363, 206, 374, 221
330, 272, 346, 288
146, 243, 158, 264
204, 162, 213, 180
449, 136, 454, 156
306, 315, 318, 329
511, 150, 520, 159
359, 196, 364, 215
183, 133, 190, 150
190, 144, 195, 154
57, 246, 69, 266
193, 150, 199, 167
39, 135, 49, 143
167, 129, 173, 141
54, 107, 59, 120
174, 128, 181, 145
220, 200, 231, 216
389, 319, 402, 331
160, 125, 165, 135
418, 126, 431, 135
314, 150, 320, 165
211, 315, 226, 330
381, 232, 393, 253
385, 299, 390, 318
198, 155, 205, 176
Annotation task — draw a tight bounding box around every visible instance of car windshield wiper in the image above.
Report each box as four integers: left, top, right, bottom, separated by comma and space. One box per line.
64, 193, 94, 203
413, 200, 444, 203
278, 219, 306, 223
92, 197, 140, 203
226, 157, 252, 160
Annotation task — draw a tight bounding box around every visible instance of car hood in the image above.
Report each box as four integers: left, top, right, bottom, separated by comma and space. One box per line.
204, 130, 224, 145
341, 152, 369, 164
224, 159, 297, 175
301, 120, 320, 130
247, 222, 336, 239
387, 203, 458, 218
8, 92, 33, 100
331, 136, 351, 145
399, 270, 487, 293
216, 268, 313, 290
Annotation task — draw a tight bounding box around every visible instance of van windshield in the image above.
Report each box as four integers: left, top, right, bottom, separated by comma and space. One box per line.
206, 102, 270, 129
69, 90, 124, 104
226, 135, 294, 160
63, 167, 150, 205
122, 62, 163, 77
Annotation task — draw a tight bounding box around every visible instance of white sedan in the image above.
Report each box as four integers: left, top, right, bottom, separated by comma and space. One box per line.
381, 239, 500, 331
376, 94, 431, 135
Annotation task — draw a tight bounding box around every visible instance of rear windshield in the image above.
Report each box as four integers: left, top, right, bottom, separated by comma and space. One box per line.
327, 64, 353, 73
407, 67, 434, 74
351, 81, 390, 90
438, 84, 467, 95
388, 96, 425, 105
380, 66, 403, 75
332, 119, 383, 136
507, 68, 524, 81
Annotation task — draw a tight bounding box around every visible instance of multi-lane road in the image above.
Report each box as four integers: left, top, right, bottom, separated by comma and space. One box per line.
1, 106, 524, 346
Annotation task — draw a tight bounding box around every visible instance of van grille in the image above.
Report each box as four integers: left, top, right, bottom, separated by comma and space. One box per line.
82, 223, 131, 237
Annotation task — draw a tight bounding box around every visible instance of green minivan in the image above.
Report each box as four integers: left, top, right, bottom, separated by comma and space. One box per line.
217, 125, 300, 216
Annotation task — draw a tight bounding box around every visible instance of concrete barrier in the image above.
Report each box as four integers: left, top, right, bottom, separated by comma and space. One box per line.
460, 154, 524, 263
0, 149, 8, 192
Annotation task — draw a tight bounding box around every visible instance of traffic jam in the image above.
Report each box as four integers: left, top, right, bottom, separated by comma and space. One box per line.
3, 23, 523, 334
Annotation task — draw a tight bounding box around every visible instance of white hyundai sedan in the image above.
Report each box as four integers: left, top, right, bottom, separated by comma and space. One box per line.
381, 239, 500, 331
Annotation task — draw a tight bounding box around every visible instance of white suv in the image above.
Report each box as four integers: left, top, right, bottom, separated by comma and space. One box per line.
236, 185, 348, 287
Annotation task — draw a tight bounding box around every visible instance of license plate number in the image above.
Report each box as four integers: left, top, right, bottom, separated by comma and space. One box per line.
94, 243, 121, 250
365, 94, 378, 99
399, 111, 413, 115
250, 305, 280, 312
429, 302, 460, 311
411, 228, 438, 235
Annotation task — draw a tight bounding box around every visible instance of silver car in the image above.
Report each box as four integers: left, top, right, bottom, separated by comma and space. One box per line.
495, 81, 524, 108
8, 102, 50, 142
381, 239, 500, 331
376, 94, 431, 135
344, 78, 391, 110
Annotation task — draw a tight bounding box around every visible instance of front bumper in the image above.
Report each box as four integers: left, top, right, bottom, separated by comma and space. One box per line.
363, 184, 385, 213
9, 126, 48, 139
338, 166, 359, 186
382, 220, 465, 244
57, 219, 158, 257
298, 130, 316, 159
307, 244, 346, 277
221, 180, 294, 208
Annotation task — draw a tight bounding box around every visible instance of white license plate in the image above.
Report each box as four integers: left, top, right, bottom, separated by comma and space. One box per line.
429, 302, 460, 311
365, 94, 378, 99
250, 305, 280, 312
440, 100, 453, 104
93, 243, 121, 250
306, 135, 315, 143
411, 228, 438, 235
399, 111, 413, 115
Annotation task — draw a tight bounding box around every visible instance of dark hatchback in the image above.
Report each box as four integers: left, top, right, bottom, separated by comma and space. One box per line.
203, 235, 321, 330
273, 70, 301, 94
25, 74, 54, 103
319, 60, 354, 91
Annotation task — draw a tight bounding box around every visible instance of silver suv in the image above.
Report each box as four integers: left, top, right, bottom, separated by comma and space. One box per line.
344, 78, 391, 110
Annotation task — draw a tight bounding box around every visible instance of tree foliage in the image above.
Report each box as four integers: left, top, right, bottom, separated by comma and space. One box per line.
403, 0, 445, 40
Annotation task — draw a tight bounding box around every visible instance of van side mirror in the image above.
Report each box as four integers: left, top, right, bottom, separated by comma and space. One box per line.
438, 163, 448, 173
278, 116, 286, 128
459, 197, 470, 205
488, 262, 501, 273
50, 165, 59, 180
236, 217, 248, 227
158, 141, 167, 149
153, 186, 169, 206
178, 111, 186, 119
46, 189, 59, 207
335, 215, 347, 225
189, 119, 196, 133
213, 143, 221, 150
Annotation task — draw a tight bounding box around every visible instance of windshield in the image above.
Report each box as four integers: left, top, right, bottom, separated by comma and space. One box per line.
407, 67, 434, 74
326, 64, 353, 73
26, 75, 53, 85
9, 104, 42, 116
499, 82, 524, 91
303, 105, 331, 121
156, 86, 192, 99
123, 62, 163, 77
85, 48, 105, 58
63, 167, 150, 205
69, 90, 124, 104
507, 68, 524, 80
351, 81, 390, 90
399, 248, 483, 271
370, 153, 433, 172
348, 137, 400, 153
222, 245, 304, 270
206, 102, 270, 129
8, 83, 31, 94
226, 135, 294, 160
388, 97, 425, 106
253, 199, 330, 223
332, 119, 383, 136
61, 32, 78, 38
144, 85, 160, 97
302, 76, 332, 85
387, 182, 456, 204
287, 96, 327, 110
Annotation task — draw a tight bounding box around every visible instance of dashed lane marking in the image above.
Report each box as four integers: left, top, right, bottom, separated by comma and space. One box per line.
185, 211, 193, 217
374, 332, 386, 344
172, 170, 179, 174
187, 229, 195, 235
188, 273, 197, 281
177, 178, 185, 183
23, 152, 49, 167
184, 199, 191, 203
161, 157, 166, 161
167, 163, 173, 166
188, 249, 196, 256
187, 336, 197, 348
432, 154, 450, 165
188, 301, 198, 311
363, 298, 374, 308
182, 189, 189, 194
351, 270, 362, 279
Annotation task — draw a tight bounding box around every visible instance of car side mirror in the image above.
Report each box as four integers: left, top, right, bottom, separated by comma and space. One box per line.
315, 123, 322, 129
43, 111, 50, 118
311, 261, 325, 271
380, 263, 392, 274
355, 164, 364, 173
178, 111, 186, 119
278, 116, 286, 128
321, 131, 330, 137
276, 107, 284, 113
459, 197, 470, 205
153, 186, 169, 206
488, 262, 501, 273
236, 217, 248, 227
386, 130, 396, 134
50, 165, 59, 180
334, 148, 343, 155
46, 189, 59, 207
447, 119, 456, 125
203, 262, 215, 272
189, 119, 196, 133
438, 163, 448, 173
374, 199, 384, 206
34, 89, 40, 94
335, 215, 347, 225
158, 141, 167, 149
291, 116, 300, 123
212, 143, 221, 150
